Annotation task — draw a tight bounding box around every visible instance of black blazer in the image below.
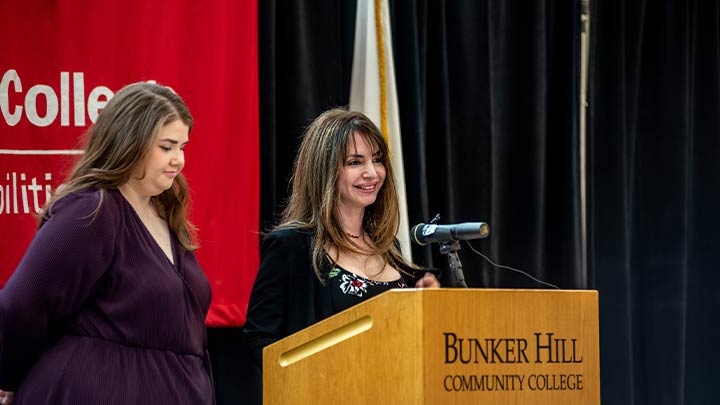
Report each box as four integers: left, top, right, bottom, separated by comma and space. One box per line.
243, 227, 423, 398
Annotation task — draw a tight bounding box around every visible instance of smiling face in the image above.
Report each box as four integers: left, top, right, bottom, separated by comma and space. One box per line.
125, 119, 189, 198
336, 131, 386, 216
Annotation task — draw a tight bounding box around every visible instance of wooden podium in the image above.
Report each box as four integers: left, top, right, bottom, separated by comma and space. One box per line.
263, 289, 600, 404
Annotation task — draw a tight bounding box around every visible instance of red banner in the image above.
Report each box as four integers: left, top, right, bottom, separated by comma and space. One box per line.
0, 0, 259, 326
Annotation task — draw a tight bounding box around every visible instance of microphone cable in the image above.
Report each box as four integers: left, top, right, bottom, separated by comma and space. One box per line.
464, 240, 560, 289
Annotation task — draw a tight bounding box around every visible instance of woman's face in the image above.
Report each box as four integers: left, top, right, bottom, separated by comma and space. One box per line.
336, 131, 386, 215
126, 119, 189, 198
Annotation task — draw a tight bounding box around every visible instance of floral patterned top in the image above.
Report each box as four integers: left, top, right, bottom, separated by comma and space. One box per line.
329, 265, 408, 313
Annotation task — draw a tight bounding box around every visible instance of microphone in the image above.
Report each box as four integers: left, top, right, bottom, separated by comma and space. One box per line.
411, 222, 490, 246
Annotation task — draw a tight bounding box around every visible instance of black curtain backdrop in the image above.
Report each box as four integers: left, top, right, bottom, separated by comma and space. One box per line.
588, 1, 720, 404
390, 0, 582, 289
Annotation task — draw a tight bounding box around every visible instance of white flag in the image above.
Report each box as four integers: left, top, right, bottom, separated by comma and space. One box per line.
350, 0, 412, 260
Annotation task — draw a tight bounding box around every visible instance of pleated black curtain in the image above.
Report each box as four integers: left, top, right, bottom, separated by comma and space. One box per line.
588, 1, 720, 404
391, 0, 582, 289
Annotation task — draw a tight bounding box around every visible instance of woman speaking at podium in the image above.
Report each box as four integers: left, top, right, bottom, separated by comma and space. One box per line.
244, 108, 439, 400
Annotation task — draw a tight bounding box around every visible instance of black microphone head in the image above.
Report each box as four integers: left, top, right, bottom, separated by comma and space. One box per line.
453, 222, 490, 239
411, 222, 490, 245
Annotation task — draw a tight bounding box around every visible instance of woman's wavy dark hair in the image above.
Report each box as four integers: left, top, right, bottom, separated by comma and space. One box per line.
41, 82, 197, 251
276, 108, 416, 280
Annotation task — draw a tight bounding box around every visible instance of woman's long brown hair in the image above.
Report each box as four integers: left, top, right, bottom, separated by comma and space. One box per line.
41, 82, 197, 251
277, 108, 417, 281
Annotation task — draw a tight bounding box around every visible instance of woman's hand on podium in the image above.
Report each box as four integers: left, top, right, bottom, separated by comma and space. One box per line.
415, 272, 441, 288
0, 390, 15, 405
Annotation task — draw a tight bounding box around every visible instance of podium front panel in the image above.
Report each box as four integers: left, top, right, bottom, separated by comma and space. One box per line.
263, 289, 599, 405
422, 289, 599, 404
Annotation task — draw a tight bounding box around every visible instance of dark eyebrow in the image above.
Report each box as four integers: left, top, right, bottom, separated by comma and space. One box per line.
347, 149, 382, 159
159, 138, 189, 145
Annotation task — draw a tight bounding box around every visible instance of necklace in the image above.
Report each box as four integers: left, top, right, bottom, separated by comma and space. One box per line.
346, 232, 362, 239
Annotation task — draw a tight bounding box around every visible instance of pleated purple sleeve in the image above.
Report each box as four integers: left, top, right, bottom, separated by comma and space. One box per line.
0, 189, 116, 390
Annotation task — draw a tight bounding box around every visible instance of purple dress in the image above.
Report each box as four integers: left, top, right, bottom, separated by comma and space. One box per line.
0, 188, 214, 404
